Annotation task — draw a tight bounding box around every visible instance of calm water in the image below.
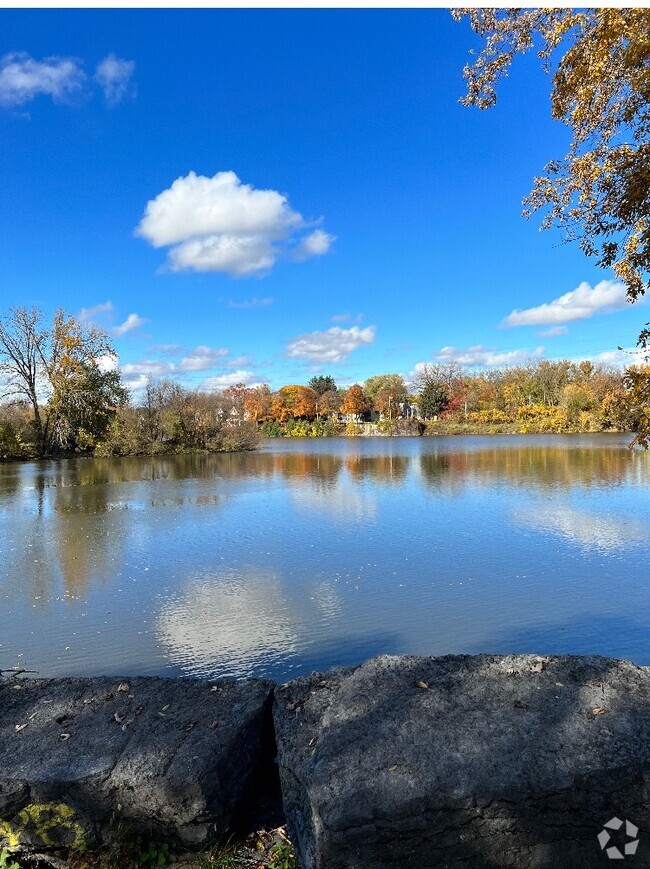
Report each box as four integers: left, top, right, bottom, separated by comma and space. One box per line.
1, 435, 649, 681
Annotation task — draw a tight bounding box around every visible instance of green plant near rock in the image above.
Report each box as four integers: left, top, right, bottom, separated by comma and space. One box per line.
136, 839, 171, 867
269, 842, 296, 869
0, 849, 20, 869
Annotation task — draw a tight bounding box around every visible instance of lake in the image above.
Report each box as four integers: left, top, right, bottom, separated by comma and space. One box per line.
1, 434, 649, 682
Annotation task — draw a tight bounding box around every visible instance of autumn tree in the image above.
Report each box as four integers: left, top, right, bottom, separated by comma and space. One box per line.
454, 8, 650, 441
364, 374, 408, 402
244, 384, 272, 421
340, 384, 371, 420
271, 385, 317, 421
0, 306, 126, 456
318, 388, 342, 418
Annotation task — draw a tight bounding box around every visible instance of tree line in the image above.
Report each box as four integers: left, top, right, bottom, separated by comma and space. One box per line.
1, 306, 649, 461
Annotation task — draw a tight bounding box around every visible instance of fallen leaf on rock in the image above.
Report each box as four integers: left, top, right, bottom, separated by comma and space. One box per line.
185, 721, 196, 732
15, 723, 28, 732
514, 700, 529, 710
592, 707, 608, 715
388, 765, 398, 771
308, 736, 318, 748
60, 733, 71, 740
161, 704, 169, 712
117, 683, 130, 693
135, 705, 144, 715
113, 712, 125, 723
416, 681, 429, 690
208, 720, 219, 729
12, 684, 24, 690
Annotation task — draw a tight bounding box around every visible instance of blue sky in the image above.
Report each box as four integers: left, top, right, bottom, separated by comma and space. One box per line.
1, 9, 646, 393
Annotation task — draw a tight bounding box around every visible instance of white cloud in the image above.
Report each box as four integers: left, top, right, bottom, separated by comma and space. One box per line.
503, 280, 628, 327
202, 370, 266, 390
169, 234, 276, 276
538, 325, 568, 337
228, 296, 274, 309
434, 344, 545, 367
330, 313, 350, 323
293, 229, 335, 260
286, 325, 376, 363
121, 359, 173, 378
79, 300, 113, 322
178, 345, 229, 372
582, 346, 648, 368
227, 354, 253, 367
94, 53, 135, 106
0, 52, 85, 108
135, 170, 333, 276
113, 313, 146, 336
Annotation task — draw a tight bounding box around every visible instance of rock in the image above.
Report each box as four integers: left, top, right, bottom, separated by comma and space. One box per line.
0, 675, 274, 850
273, 654, 650, 868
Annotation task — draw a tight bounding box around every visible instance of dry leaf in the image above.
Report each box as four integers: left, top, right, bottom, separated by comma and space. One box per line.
12, 684, 24, 690
161, 704, 169, 712
185, 721, 196, 732
308, 736, 318, 748
416, 681, 429, 690
592, 707, 608, 715
113, 712, 125, 723
117, 683, 130, 693
15, 723, 28, 732
60, 733, 71, 741
388, 765, 398, 771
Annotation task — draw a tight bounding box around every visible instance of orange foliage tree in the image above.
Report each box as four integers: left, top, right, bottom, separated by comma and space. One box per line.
244, 384, 272, 421
341, 384, 371, 420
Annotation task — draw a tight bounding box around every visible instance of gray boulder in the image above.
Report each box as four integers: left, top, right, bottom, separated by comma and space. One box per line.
0, 675, 274, 850
273, 654, 650, 868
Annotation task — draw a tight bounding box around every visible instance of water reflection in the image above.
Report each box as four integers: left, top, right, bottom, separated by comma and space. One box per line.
1, 435, 649, 679
514, 504, 648, 553
2, 439, 647, 502
418, 441, 648, 492
157, 569, 300, 678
